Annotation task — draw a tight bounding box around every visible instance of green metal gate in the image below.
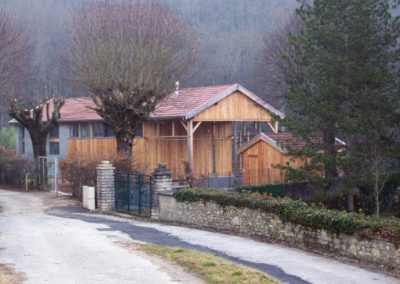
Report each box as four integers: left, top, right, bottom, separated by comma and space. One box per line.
115, 172, 153, 217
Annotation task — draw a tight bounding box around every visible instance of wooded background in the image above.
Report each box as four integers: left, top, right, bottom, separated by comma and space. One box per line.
1, 0, 297, 109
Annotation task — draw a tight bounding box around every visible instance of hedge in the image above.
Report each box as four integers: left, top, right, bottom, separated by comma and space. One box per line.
60, 154, 132, 198
235, 184, 286, 197
173, 189, 400, 242
0, 146, 35, 189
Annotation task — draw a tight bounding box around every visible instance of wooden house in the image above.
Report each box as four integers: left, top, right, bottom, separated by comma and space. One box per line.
239, 132, 346, 185
14, 84, 283, 183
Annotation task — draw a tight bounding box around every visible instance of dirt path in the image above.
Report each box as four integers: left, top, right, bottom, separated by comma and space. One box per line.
0, 190, 203, 284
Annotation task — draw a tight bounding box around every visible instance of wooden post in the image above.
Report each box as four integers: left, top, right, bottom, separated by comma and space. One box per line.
187, 120, 194, 174
233, 122, 238, 174
211, 121, 217, 177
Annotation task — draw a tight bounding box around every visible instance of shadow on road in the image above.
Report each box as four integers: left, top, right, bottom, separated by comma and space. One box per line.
48, 206, 309, 284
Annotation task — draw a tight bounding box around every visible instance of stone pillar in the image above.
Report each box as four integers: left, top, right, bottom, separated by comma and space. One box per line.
96, 161, 116, 211
151, 163, 172, 219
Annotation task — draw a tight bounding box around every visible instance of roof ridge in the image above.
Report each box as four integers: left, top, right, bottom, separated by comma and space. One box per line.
178, 83, 236, 92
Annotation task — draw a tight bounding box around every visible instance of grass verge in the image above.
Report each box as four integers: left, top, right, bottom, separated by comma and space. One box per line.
137, 243, 280, 284
0, 263, 23, 284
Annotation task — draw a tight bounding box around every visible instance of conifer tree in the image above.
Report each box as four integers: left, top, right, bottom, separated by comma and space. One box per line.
284, 0, 400, 213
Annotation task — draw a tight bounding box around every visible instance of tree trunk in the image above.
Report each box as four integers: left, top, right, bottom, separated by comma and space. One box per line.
29, 130, 48, 189
323, 128, 338, 180
375, 192, 380, 217
347, 190, 355, 212
116, 131, 133, 158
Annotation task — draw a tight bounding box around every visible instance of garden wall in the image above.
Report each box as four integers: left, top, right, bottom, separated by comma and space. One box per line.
157, 193, 400, 270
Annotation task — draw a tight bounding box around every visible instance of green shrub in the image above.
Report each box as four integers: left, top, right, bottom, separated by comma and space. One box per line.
0, 127, 16, 150
174, 189, 400, 242
235, 184, 286, 197
0, 146, 35, 188
60, 154, 133, 198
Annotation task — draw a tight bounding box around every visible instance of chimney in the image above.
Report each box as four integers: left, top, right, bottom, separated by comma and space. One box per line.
175, 81, 180, 95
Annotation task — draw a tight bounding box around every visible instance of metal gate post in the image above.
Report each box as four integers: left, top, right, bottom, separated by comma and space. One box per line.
138, 174, 142, 215
127, 174, 130, 212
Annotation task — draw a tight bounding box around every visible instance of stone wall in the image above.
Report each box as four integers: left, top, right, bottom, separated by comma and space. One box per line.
158, 194, 400, 270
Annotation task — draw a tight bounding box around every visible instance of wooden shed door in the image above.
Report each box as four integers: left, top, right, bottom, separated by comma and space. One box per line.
247, 155, 259, 185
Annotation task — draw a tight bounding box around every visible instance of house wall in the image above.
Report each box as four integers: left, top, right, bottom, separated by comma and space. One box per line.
15, 126, 33, 157
143, 121, 232, 179
242, 140, 303, 185
14, 124, 68, 160
67, 120, 233, 180
47, 124, 69, 160
193, 92, 273, 122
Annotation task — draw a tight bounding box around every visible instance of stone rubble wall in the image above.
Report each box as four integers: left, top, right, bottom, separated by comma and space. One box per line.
158, 194, 400, 270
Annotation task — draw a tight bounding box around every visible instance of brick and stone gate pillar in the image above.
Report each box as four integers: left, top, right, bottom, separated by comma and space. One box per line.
151, 163, 172, 219
96, 161, 115, 211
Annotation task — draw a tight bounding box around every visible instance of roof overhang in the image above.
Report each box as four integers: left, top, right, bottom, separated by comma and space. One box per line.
184, 84, 285, 121
239, 133, 286, 154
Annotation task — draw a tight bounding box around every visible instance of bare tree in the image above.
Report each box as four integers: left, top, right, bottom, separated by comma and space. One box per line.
9, 96, 64, 188
256, 14, 303, 110
67, 0, 196, 157
0, 9, 34, 127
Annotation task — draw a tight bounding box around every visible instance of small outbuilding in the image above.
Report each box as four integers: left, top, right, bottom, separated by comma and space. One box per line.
239, 132, 346, 186
239, 132, 305, 185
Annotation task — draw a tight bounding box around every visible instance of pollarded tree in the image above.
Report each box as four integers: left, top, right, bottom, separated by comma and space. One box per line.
9, 96, 65, 188
9, 97, 65, 159
67, 0, 196, 157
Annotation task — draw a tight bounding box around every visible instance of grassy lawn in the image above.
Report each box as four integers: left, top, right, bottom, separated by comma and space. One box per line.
138, 243, 280, 284
0, 263, 22, 284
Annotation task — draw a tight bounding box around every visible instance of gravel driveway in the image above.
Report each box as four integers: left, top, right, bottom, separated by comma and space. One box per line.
0, 190, 203, 284
0, 189, 398, 284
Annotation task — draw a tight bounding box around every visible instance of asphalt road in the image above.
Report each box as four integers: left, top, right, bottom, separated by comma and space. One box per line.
0, 189, 398, 284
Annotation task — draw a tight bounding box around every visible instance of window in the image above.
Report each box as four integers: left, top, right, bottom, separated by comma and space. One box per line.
49, 142, 60, 155
159, 121, 172, 136
104, 124, 115, 137
93, 123, 105, 137
80, 123, 90, 138
20, 127, 25, 154
48, 126, 59, 139
135, 123, 143, 138
20, 127, 25, 139
70, 124, 79, 138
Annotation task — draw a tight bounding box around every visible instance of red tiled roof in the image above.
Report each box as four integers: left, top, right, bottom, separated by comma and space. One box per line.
10, 83, 284, 124
58, 97, 101, 122
265, 132, 307, 150
8, 97, 102, 124
239, 132, 346, 154
150, 84, 236, 119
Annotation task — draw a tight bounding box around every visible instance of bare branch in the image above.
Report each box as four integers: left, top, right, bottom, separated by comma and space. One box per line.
66, 0, 196, 157
256, 13, 303, 110
0, 9, 34, 100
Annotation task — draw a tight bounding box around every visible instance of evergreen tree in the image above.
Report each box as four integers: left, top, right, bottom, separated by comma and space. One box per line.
284, 0, 400, 213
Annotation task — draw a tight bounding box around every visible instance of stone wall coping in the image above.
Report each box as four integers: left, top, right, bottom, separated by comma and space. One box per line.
152, 163, 172, 177
158, 191, 174, 197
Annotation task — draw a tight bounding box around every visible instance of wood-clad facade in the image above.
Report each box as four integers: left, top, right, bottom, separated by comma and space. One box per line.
240, 134, 304, 185
192, 92, 274, 122
68, 120, 233, 180
62, 84, 283, 181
